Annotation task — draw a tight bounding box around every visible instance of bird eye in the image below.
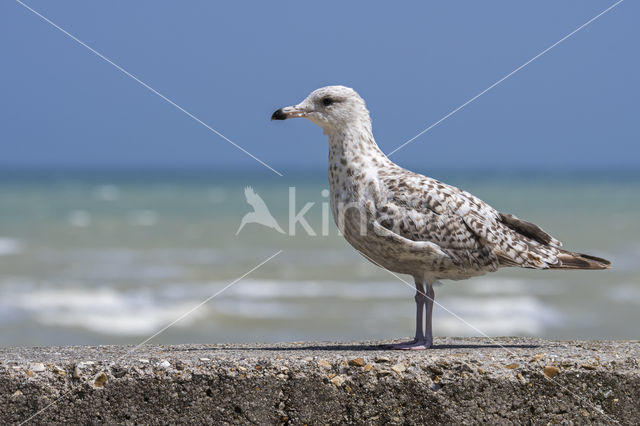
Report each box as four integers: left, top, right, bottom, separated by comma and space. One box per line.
322, 97, 334, 107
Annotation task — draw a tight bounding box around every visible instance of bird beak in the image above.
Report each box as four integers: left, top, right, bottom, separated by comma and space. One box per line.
271, 105, 306, 120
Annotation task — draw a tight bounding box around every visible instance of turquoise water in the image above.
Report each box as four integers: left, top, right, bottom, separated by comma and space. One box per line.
0, 170, 638, 346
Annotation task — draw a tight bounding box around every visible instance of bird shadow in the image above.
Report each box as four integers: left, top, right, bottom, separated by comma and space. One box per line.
165, 342, 540, 352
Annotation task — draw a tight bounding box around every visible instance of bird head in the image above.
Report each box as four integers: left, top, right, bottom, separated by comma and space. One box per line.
271, 86, 371, 133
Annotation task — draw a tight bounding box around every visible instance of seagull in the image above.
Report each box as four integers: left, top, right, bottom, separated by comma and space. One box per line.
236, 186, 285, 235
272, 85, 610, 350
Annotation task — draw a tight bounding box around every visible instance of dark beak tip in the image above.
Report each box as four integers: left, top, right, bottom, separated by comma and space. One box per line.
271, 108, 287, 121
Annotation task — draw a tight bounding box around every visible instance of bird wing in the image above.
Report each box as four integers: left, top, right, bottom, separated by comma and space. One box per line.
377, 174, 562, 269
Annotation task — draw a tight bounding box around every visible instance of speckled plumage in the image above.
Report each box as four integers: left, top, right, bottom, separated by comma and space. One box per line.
273, 85, 609, 349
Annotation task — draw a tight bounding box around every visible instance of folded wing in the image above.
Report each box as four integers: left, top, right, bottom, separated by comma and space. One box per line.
377, 174, 570, 270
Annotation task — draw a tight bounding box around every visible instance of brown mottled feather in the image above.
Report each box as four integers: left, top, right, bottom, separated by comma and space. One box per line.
498, 213, 560, 247
551, 250, 611, 270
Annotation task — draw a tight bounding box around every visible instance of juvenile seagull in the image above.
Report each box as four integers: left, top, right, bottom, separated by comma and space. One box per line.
272, 86, 610, 350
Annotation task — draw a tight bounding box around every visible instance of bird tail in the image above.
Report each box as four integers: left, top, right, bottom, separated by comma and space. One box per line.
550, 250, 611, 270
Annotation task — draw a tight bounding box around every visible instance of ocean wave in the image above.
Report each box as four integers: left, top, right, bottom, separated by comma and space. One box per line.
93, 184, 120, 201
608, 283, 640, 305
461, 277, 562, 296
226, 277, 561, 299
37, 247, 223, 268
607, 244, 640, 272
0, 278, 562, 337
226, 280, 408, 300
67, 210, 91, 227
12, 287, 205, 335
0, 238, 23, 256
127, 210, 158, 226
208, 188, 227, 203
435, 296, 562, 336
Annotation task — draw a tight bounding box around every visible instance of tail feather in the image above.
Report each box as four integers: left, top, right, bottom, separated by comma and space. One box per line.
551, 250, 611, 270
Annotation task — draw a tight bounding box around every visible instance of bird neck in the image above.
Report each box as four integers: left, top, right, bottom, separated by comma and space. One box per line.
327, 123, 391, 171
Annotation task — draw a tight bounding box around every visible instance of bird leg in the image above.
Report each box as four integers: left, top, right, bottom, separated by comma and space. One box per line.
413, 281, 426, 342
424, 283, 435, 347
385, 280, 434, 350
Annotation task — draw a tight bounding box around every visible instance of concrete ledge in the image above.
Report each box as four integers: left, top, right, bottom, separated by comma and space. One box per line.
1, 337, 638, 425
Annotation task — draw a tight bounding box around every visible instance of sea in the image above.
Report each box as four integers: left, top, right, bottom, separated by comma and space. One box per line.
0, 169, 638, 346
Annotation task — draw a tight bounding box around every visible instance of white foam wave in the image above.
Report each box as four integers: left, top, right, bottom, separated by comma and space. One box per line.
462, 277, 561, 296
225, 277, 559, 300
226, 280, 407, 300
0, 238, 23, 256
435, 296, 562, 336
215, 300, 305, 319
1, 278, 562, 337
13, 287, 205, 335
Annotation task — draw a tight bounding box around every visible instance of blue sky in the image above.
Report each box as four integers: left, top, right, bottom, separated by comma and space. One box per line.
0, 1, 637, 173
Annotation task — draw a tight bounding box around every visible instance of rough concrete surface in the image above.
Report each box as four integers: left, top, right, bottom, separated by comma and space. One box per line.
0, 337, 638, 425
